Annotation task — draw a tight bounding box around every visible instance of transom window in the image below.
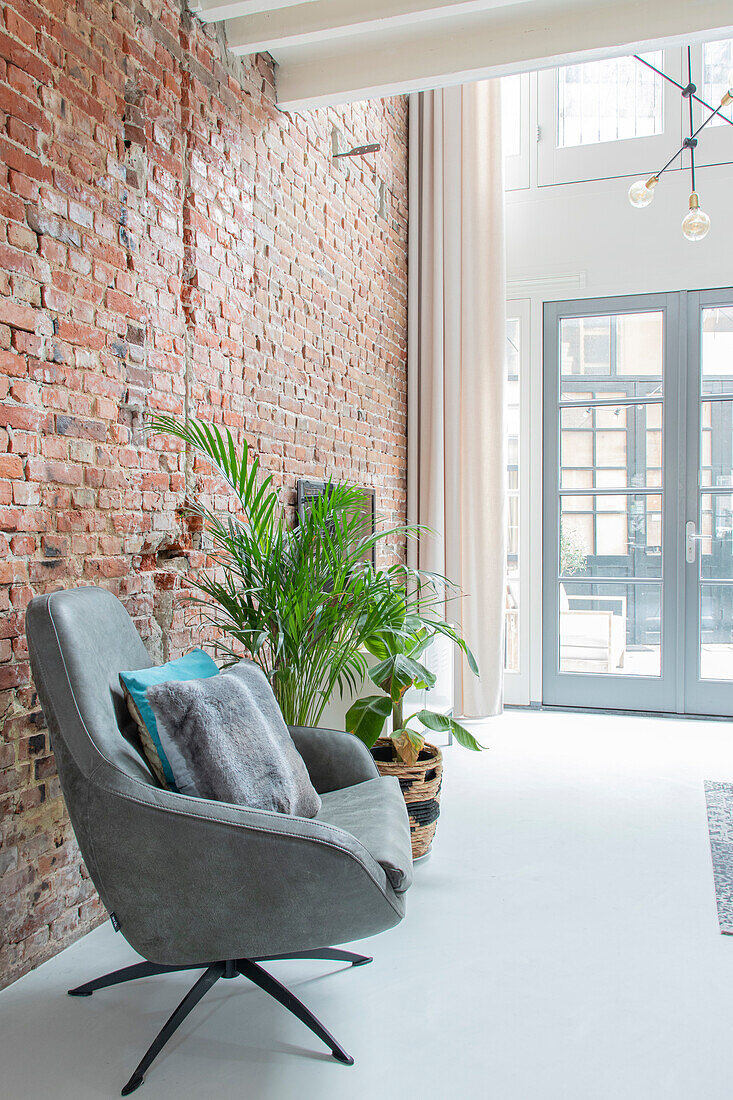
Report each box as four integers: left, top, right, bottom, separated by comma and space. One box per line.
557, 51, 664, 148
509, 39, 733, 188
703, 39, 733, 128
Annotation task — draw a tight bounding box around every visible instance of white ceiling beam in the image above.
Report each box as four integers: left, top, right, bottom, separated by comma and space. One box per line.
191, 0, 320, 26
224, 0, 517, 56
271, 0, 733, 111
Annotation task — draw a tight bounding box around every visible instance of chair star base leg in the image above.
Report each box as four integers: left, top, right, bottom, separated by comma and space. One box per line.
256, 947, 373, 967
237, 957, 355, 1065
68, 960, 200, 997
120, 963, 225, 1095
70, 952, 361, 1093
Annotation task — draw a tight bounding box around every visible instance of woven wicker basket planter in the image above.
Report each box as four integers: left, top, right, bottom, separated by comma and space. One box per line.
371, 738, 443, 859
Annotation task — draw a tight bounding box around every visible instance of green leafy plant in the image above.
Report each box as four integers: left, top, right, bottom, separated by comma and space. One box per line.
150, 416, 457, 729
560, 524, 588, 577
346, 587, 483, 766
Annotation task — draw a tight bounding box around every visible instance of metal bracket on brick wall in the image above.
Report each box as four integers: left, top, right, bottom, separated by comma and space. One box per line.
333, 142, 381, 158
332, 127, 386, 220
332, 127, 379, 165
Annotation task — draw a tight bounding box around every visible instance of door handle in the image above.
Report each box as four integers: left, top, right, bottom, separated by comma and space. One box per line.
685, 520, 705, 563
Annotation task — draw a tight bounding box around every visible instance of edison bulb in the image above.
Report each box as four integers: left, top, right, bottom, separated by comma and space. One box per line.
682, 193, 711, 241
628, 175, 658, 208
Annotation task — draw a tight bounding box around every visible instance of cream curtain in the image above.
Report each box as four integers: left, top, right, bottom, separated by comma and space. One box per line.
407, 81, 506, 718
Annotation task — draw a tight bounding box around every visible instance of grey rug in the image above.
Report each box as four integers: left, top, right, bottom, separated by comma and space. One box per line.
704, 781, 733, 934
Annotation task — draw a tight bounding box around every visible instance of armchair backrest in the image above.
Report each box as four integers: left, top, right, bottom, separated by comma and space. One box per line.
26, 586, 156, 786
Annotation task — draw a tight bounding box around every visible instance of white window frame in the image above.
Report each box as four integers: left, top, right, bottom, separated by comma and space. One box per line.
503, 72, 531, 191
691, 38, 733, 169
504, 298, 531, 705
537, 50, 684, 187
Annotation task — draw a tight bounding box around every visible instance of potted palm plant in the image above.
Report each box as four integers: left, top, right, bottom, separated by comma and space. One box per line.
150, 416, 436, 726
346, 589, 482, 858
150, 417, 483, 859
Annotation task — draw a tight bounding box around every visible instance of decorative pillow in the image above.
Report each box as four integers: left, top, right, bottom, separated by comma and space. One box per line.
120, 649, 219, 790
144, 660, 322, 817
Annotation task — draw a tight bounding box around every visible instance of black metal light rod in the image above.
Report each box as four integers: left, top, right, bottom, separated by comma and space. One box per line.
687, 46, 696, 193
655, 144, 684, 177
655, 101, 728, 178
634, 53, 733, 127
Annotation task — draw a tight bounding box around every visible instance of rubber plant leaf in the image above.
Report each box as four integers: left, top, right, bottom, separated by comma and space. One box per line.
369, 653, 436, 703
345, 694, 393, 748
416, 710, 485, 751
391, 726, 424, 766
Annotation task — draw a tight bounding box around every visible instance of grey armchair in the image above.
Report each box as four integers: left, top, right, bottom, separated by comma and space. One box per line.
26, 586, 412, 1095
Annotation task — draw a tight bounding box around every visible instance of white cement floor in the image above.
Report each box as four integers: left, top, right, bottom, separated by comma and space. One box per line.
2, 708, 733, 1099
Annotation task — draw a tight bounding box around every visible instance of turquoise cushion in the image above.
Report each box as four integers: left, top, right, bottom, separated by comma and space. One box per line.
120, 650, 218, 789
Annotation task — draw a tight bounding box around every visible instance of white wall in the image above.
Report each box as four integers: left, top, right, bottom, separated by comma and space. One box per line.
504, 73, 733, 704
507, 163, 733, 300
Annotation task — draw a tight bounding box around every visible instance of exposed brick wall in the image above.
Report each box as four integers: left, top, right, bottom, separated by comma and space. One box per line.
0, 0, 408, 989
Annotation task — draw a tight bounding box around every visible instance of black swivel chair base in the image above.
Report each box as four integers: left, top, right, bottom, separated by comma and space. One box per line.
67, 946, 372, 1095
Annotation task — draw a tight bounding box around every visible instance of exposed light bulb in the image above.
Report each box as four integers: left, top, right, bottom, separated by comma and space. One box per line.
628, 175, 658, 208
682, 193, 711, 241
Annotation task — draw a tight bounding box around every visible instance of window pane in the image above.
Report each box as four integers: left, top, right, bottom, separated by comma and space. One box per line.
701, 584, 733, 679
557, 52, 664, 148
560, 313, 663, 401
702, 38, 733, 129
560, 494, 662, 578
560, 402, 663, 490
559, 581, 661, 676
700, 493, 733, 579
506, 317, 521, 672
700, 400, 733, 488
701, 307, 733, 395
505, 593, 519, 673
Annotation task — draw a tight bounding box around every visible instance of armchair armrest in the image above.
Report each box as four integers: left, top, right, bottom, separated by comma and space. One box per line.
288, 726, 379, 793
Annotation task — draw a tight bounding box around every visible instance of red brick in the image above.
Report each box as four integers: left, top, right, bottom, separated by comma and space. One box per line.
0, 404, 44, 430
54, 319, 105, 349
6, 221, 37, 251
0, 137, 51, 184
0, 298, 37, 332
0, 188, 25, 221
0, 83, 45, 132
0, 31, 52, 85
0, 454, 23, 478
4, 9, 38, 51
6, 115, 38, 151
0, 559, 27, 583
0, 663, 27, 689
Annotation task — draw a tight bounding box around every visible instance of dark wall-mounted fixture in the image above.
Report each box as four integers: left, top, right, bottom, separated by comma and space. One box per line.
296, 478, 376, 566
331, 126, 380, 160
333, 142, 381, 159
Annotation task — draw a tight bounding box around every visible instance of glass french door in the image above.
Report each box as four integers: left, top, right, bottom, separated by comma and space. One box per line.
685, 291, 733, 715
543, 289, 733, 716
